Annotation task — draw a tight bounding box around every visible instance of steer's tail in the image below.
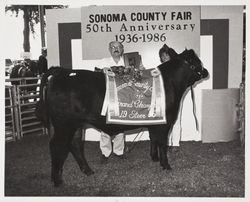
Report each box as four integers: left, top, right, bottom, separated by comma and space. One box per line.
35, 66, 63, 128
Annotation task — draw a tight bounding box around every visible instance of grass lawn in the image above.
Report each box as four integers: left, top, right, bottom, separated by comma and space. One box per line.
5, 134, 245, 197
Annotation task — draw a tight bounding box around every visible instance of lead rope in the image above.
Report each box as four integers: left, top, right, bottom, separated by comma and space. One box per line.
191, 86, 199, 131
124, 128, 144, 154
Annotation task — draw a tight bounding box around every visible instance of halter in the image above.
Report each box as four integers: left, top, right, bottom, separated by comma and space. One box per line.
182, 58, 200, 131
190, 86, 199, 131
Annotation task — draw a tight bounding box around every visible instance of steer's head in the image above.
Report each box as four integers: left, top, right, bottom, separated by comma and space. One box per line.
179, 49, 209, 86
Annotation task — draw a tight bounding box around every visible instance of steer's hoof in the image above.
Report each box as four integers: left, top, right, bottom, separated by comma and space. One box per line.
166, 164, 172, 170
84, 168, 94, 176
54, 179, 63, 187
162, 164, 172, 171
151, 156, 159, 162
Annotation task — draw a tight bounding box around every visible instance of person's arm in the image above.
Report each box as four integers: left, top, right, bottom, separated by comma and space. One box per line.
138, 55, 145, 70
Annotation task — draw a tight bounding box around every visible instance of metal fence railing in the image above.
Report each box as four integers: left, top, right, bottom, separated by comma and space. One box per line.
5, 85, 18, 141
5, 77, 46, 141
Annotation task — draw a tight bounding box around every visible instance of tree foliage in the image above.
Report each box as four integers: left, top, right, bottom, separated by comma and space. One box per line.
5, 5, 67, 52
5, 5, 66, 34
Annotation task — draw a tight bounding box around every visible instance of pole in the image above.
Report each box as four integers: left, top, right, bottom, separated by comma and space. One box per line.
38, 5, 46, 50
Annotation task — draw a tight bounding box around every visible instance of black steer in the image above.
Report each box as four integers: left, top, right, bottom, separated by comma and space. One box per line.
35, 49, 209, 187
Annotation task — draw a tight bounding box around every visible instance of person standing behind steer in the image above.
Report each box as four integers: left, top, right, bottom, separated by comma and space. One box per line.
159, 44, 180, 153
38, 47, 48, 75
159, 44, 178, 63
98, 41, 126, 164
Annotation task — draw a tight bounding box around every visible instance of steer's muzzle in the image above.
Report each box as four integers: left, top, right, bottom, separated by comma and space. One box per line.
202, 68, 209, 79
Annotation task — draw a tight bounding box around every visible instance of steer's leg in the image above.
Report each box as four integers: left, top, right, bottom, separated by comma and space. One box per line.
159, 142, 171, 170
158, 125, 172, 170
69, 127, 94, 176
149, 126, 172, 170
148, 126, 160, 162
49, 127, 70, 187
150, 140, 159, 162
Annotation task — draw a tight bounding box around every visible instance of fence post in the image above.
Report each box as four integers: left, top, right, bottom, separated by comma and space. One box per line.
12, 85, 21, 140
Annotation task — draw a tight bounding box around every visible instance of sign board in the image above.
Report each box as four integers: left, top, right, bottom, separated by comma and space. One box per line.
81, 6, 200, 60
201, 89, 240, 143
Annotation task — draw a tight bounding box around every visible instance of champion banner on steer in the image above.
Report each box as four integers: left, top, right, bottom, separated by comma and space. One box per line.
103, 68, 166, 125
81, 6, 200, 60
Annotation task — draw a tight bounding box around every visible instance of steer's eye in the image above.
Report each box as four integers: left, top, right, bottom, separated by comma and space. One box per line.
190, 65, 196, 70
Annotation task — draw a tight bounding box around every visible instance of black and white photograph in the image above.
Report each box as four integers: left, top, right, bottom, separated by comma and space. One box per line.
0, 0, 248, 200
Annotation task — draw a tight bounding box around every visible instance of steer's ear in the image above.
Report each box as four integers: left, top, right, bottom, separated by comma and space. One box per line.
163, 44, 169, 51
187, 49, 196, 59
